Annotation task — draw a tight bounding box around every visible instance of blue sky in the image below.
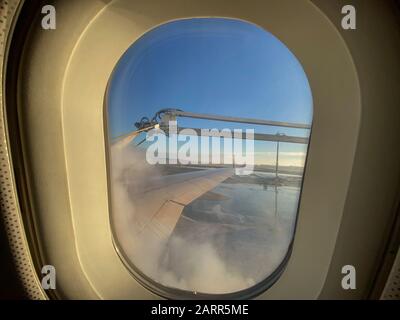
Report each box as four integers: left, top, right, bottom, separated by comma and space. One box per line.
107, 18, 313, 166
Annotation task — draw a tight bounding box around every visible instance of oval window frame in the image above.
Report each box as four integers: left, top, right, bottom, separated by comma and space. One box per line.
105, 17, 313, 300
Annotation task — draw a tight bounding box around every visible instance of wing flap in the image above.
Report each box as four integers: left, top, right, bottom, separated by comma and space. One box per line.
134, 168, 234, 240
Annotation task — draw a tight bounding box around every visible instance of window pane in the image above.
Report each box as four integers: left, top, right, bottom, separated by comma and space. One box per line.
106, 18, 312, 296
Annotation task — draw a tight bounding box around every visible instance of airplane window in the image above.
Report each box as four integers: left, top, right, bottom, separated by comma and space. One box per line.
106, 18, 312, 297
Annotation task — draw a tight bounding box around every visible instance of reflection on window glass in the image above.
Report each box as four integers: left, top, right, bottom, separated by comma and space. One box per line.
106, 18, 312, 296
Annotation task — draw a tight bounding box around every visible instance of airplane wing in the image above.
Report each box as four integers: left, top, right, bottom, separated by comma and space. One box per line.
131, 168, 234, 241
110, 128, 234, 241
